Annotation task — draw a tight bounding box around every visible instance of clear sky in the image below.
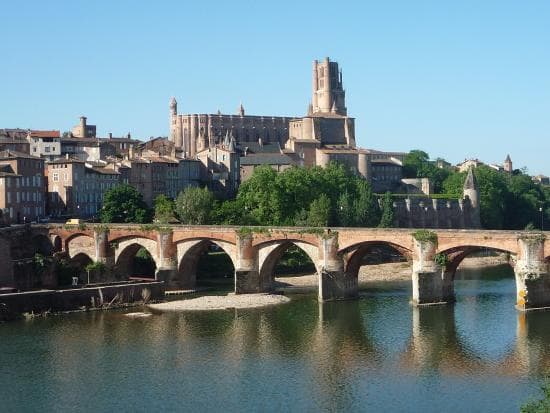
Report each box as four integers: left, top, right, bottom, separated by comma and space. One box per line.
2, 1, 549, 174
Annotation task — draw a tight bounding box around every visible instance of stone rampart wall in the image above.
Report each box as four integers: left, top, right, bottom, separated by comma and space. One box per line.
390, 197, 478, 229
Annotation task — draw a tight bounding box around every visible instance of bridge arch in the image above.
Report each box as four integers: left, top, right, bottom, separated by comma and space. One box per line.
438, 245, 516, 276
72, 252, 93, 268
114, 237, 160, 278
67, 234, 95, 260
176, 239, 237, 289
31, 233, 54, 256
341, 241, 412, 280
50, 235, 62, 253
258, 240, 319, 291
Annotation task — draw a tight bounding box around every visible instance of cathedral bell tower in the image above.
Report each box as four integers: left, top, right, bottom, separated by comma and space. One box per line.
311, 57, 347, 115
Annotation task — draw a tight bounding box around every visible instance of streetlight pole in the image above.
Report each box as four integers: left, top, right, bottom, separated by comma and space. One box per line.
540, 207, 544, 231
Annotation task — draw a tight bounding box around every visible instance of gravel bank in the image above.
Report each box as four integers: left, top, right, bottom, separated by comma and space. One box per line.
148, 293, 290, 311
276, 255, 510, 288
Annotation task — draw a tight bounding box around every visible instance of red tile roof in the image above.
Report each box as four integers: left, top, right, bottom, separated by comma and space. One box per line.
30, 130, 60, 138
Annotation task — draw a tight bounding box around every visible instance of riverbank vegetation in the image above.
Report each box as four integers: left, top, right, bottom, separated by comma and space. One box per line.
99, 153, 549, 230
403, 150, 550, 230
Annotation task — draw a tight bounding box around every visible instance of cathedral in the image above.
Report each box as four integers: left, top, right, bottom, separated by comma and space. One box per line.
169, 57, 405, 190
167, 58, 481, 228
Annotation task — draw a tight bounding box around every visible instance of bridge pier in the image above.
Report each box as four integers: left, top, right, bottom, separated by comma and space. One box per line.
235, 234, 265, 294
515, 235, 550, 311
94, 228, 114, 267
412, 237, 454, 306
93, 229, 115, 282
155, 230, 177, 287
319, 234, 357, 301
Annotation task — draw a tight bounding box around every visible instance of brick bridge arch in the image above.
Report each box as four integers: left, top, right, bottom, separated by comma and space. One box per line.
439, 245, 516, 276
113, 236, 160, 278
176, 238, 237, 289
66, 234, 95, 260
341, 240, 413, 279
256, 239, 320, 290
48, 229, 94, 253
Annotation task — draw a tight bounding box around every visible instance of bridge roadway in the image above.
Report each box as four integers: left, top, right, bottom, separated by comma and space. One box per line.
36, 224, 550, 310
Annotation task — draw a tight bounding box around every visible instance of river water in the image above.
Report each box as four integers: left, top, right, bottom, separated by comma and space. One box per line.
1, 265, 549, 412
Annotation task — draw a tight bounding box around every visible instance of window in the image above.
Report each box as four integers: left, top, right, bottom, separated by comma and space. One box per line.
45, 147, 50, 153
53, 173, 59, 182
7, 192, 11, 203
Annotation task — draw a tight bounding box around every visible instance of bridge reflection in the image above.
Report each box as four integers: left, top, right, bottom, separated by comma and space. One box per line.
30, 292, 550, 407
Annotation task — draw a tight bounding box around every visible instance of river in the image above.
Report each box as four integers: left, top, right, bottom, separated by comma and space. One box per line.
1, 265, 548, 412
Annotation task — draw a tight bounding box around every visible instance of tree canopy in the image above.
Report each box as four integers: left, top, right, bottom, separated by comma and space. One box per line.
100, 184, 151, 223
175, 186, 215, 225
153, 194, 175, 224
231, 163, 382, 227
441, 165, 548, 230
403, 150, 451, 193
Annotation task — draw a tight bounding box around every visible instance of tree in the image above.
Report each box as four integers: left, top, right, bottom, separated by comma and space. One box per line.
403, 150, 430, 178
237, 166, 282, 225
402, 150, 451, 193
354, 179, 381, 227
293, 209, 309, 226
175, 186, 215, 225
210, 199, 257, 225
153, 194, 175, 224
474, 166, 509, 229
378, 192, 394, 228
307, 194, 331, 227
336, 191, 354, 227
100, 184, 151, 223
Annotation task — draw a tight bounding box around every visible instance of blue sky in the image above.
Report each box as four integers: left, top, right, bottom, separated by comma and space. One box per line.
2, 1, 549, 174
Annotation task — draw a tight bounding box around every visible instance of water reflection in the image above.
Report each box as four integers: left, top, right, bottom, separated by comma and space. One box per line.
2, 275, 550, 411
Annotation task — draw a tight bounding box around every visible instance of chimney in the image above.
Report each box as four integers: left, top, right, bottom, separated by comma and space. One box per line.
108, 132, 112, 139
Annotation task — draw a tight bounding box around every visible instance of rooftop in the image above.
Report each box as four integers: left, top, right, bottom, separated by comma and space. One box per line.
29, 130, 60, 138
0, 150, 42, 160
48, 156, 85, 164
239, 154, 293, 166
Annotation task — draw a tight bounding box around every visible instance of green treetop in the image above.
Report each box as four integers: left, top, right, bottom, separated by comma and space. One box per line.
100, 184, 151, 223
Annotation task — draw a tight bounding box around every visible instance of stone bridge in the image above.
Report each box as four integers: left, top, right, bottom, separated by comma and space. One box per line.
41, 224, 550, 310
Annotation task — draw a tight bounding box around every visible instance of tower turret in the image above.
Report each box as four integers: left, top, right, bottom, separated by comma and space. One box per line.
463, 167, 481, 228
169, 97, 180, 147
504, 154, 513, 173
170, 97, 177, 115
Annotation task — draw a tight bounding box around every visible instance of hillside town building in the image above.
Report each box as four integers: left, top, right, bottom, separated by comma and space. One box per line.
0, 150, 45, 223
28, 130, 61, 160
47, 157, 121, 218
